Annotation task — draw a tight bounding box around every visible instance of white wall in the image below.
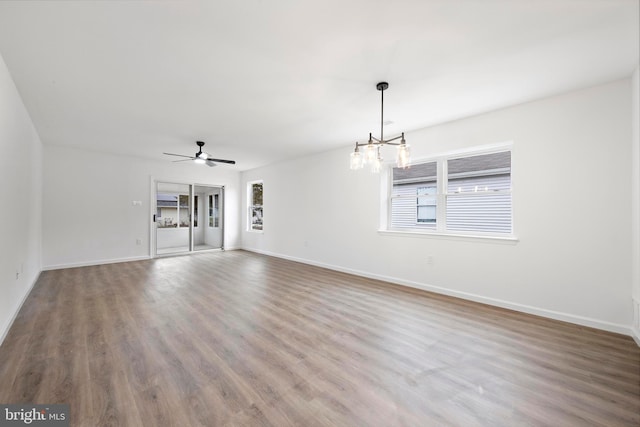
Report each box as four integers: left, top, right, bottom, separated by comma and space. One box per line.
156, 228, 190, 250
242, 79, 634, 334
42, 145, 240, 269
0, 53, 42, 343
632, 65, 640, 342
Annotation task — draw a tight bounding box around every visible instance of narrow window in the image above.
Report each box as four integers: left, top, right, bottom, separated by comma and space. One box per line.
179, 195, 190, 227
214, 194, 220, 227
248, 181, 263, 231
208, 194, 214, 227
193, 195, 198, 227
208, 194, 220, 228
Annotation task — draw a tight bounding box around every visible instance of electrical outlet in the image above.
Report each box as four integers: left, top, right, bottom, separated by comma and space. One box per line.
136, 238, 142, 245
426, 256, 434, 266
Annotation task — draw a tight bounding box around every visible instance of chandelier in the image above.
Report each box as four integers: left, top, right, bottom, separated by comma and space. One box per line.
350, 82, 410, 172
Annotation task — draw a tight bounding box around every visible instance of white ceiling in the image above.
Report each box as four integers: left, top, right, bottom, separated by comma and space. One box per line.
0, 0, 638, 171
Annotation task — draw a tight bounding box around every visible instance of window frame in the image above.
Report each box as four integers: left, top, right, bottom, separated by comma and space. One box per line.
384, 143, 516, 241
247, 180, 264, 232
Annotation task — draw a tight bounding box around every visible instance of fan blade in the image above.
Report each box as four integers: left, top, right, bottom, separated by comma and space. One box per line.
163, 152, 195, 159
208, 158, 236, 164
172, 159, 193, 163
205, 159, 218, 167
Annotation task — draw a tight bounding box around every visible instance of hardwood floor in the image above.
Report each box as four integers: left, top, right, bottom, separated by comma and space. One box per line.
0, 250, 638, 426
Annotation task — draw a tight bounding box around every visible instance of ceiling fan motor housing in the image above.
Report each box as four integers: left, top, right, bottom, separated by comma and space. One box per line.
196, 140, 205, 157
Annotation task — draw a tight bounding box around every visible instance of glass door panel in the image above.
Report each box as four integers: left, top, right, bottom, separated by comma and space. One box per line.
156, 182, 191, 255
194, 185, 224, 251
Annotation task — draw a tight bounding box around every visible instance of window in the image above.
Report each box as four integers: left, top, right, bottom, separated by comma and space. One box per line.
209, 195, 213, 227
389, 148, 512, 235
193, 195, 199, 227
390, 161, 437, 230
156, 193, 197, 228
248, 181, 263, 231
446, 152, 511, 233
417, 186, 436, 223
208, 194, 219, 228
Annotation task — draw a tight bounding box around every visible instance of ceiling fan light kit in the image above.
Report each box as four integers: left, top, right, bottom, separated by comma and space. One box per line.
350, 82, 410, 172
163, 141, 236, 167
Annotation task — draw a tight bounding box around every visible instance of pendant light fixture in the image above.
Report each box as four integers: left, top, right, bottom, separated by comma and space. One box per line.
350, 82, 410, 172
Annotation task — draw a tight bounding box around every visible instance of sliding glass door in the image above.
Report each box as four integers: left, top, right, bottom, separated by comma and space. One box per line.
154, 182, 224, 256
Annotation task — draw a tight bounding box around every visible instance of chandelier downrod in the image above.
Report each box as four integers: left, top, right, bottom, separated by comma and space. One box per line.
379, 82, 386, 145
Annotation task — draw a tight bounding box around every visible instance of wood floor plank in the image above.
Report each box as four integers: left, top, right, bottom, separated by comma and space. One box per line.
0, 250, 638, 426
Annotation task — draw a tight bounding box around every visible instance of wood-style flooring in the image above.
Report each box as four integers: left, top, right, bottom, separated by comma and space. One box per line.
0, 250, 638, 426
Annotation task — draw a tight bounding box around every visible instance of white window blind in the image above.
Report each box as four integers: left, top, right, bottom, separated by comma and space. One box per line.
446, 152, 511, 233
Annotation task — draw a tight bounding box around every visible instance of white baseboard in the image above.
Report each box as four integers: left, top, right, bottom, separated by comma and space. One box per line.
43, 249, 241, 270
0, 272, 40, 348
244, 247, 633, 337
43, 255, 151, 271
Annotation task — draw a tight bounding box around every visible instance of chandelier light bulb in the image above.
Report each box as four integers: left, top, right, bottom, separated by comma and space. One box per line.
364, 143, 377, 163
396, 143, 411, 169
350, 150, 363, 170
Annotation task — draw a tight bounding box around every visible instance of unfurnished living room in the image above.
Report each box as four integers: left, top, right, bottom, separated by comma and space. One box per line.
1, 1, 639, 426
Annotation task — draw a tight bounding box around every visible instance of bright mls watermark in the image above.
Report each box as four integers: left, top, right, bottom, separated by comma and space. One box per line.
0, 405, 69, 426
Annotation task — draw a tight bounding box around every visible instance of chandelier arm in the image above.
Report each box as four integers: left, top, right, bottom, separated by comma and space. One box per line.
381, 135, 404, 144
356, 134, 403, 146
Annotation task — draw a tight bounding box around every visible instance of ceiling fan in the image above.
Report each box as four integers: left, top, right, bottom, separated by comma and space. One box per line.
163, 141, 236, 167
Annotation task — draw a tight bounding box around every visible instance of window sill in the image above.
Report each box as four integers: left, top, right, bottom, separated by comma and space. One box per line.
378, 229, 519, 244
